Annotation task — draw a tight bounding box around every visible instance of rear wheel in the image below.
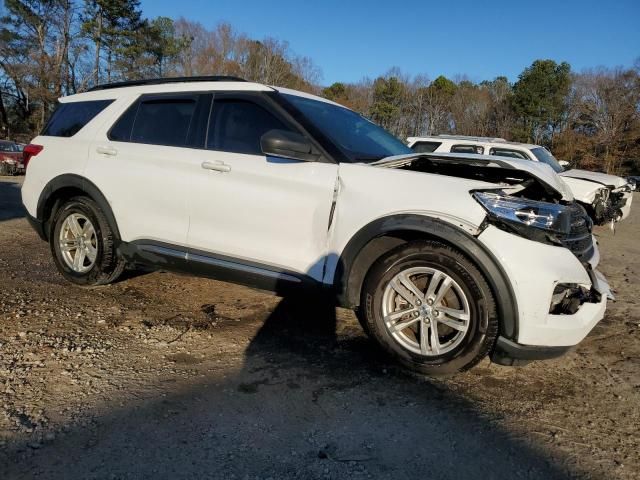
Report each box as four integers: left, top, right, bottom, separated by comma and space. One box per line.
360, 241, 498, 375
50, 196, 125, 286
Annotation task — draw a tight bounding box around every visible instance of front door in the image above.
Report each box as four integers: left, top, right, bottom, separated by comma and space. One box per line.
186, 93, 338, 281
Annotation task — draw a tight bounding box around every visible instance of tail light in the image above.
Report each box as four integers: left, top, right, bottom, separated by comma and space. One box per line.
23, 144, 43, 168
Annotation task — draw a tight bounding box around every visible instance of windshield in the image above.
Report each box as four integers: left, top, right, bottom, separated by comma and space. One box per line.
0, 143, 18, 153
282, 93, 412, 162
531, 147, 564, 173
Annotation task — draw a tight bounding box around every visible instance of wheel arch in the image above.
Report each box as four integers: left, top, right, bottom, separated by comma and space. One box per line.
334, 214, 519, 341
36, 174, 120, 241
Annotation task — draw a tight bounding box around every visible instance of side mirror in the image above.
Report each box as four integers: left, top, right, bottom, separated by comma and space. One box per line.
260, 129, 319, 162
559, 160, 570, 167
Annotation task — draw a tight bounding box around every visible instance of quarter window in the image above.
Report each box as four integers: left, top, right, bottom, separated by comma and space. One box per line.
43, 100, 113, 137
207, 98, 290, 155
451, 144, 484, 154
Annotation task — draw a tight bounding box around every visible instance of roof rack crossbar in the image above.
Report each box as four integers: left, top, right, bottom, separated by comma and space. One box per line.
88, 75, 247, 92
435, 134, 507, 142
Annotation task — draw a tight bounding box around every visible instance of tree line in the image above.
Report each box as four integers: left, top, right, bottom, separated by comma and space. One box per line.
1, 0, 639, 174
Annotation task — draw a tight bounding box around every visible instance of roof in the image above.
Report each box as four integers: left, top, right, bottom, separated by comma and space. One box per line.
58, 77, 342, 107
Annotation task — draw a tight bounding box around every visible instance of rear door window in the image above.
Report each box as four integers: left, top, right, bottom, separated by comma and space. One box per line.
411, 141, 441, 153
206, 97, 291, 155
451, 144, 484, 154
42, 100, 113, 137
109, 94, 211, 148
489, 148, 529, 160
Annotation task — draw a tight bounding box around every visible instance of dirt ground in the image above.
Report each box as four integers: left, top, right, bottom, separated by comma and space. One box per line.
0, 175, 638, 480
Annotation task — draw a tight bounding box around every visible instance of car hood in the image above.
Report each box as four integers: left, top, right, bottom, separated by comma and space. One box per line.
559, 169, 628, 189
372, 152, 574, 201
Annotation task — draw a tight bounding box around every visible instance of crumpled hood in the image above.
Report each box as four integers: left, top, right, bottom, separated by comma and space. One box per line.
559, 169, 628, 189
372, 152, 574, 201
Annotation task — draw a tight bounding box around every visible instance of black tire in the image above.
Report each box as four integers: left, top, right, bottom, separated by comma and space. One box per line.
50, 196, 125, 286
360, 240, 498, 376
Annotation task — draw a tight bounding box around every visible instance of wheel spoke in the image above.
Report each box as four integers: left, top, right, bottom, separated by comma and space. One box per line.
437, 312, 468, 331
425, 271, 444, 301
81, 222, 94, 236
437, 306, 470, 321
388, 314, 421, 333
60, 243, 77, 253
384, 307, 417, 323
397, 272, 425, 303
389, 278, 419, 306
433, 277, 453, 305
420, 321, 429, 354
85, 243, 97, 262
67, 214, 82, 237
73, 248, 86, 270
429, 321, 441, 355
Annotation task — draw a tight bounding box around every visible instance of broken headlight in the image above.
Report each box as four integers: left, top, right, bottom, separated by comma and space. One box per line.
473, 191, 571, 239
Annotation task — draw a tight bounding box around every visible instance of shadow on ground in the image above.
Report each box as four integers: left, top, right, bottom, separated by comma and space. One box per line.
2, 296, 587, 480
0, 180, 25, 221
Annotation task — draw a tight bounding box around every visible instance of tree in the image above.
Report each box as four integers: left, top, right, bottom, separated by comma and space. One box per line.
0, 0, 80, 133
370, 75, 404, 132
144, 17, 189, 77
511, 59, 571, 143
82, 0, 144, 84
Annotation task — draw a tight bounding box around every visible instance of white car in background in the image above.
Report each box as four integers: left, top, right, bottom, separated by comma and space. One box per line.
407, 135, 633, 226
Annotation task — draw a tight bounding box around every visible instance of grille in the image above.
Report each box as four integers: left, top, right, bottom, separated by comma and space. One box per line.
559, 203, 594, 260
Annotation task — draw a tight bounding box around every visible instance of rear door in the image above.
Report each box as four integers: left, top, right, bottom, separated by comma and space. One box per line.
186, 92, 338, 280
85, 92, 211, 246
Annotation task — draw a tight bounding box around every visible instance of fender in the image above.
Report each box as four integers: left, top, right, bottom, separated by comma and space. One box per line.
334, 214, 519, 341
36, 174, 121, 240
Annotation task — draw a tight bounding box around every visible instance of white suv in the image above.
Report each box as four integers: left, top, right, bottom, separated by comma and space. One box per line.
407, 135, 634, 225
22, 77, 611, 375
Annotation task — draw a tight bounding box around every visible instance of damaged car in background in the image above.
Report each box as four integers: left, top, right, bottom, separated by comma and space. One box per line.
21, 77, 612, 375
407, 135, 634, 226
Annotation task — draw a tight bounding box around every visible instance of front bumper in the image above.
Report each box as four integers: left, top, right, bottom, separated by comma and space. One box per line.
478, 226, 611, 363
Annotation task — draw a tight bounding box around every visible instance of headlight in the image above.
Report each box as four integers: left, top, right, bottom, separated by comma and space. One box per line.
473, 191, 571, 235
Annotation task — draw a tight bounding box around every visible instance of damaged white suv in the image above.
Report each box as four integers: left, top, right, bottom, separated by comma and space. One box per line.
22, 77, 611, 375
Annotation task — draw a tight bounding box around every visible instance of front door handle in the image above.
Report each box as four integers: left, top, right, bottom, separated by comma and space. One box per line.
96, 146, 118, 156
201, 161, 231, 173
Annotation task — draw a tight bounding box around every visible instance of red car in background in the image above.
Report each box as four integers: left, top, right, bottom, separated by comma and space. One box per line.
0, 140, 25, 175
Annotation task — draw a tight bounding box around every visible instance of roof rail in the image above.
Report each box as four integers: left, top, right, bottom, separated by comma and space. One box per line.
436, 134, 508, 142
88, 75, 247, 92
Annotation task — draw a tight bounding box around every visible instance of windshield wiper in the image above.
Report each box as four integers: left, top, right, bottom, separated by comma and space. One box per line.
354, 155, 384, 162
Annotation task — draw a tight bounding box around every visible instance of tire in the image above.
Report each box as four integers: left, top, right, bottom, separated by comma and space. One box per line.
360, 240, 498, 376
50, 196, 125, 286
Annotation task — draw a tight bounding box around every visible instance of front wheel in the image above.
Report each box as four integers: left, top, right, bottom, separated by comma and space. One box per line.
360, 241, 498, 376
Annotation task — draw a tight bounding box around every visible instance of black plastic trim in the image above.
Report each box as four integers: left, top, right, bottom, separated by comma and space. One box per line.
491, 336, 572, 366
88, 76, 246, 92
119, 240, 320, 296
35, 174, 121, 241
334, 214, 520, 341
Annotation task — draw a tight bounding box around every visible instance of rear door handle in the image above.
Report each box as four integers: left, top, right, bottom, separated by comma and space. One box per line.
96, 146, 118, 156
201, 161, 231, 173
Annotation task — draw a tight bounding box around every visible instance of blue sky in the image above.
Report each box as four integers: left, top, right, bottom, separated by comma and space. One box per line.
140, 0, 639, 85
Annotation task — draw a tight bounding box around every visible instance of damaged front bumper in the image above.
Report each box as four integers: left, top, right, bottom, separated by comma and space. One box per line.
477, 226, 612, 366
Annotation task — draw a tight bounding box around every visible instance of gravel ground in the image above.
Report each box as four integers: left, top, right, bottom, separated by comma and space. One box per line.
0, 176, 638, 480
